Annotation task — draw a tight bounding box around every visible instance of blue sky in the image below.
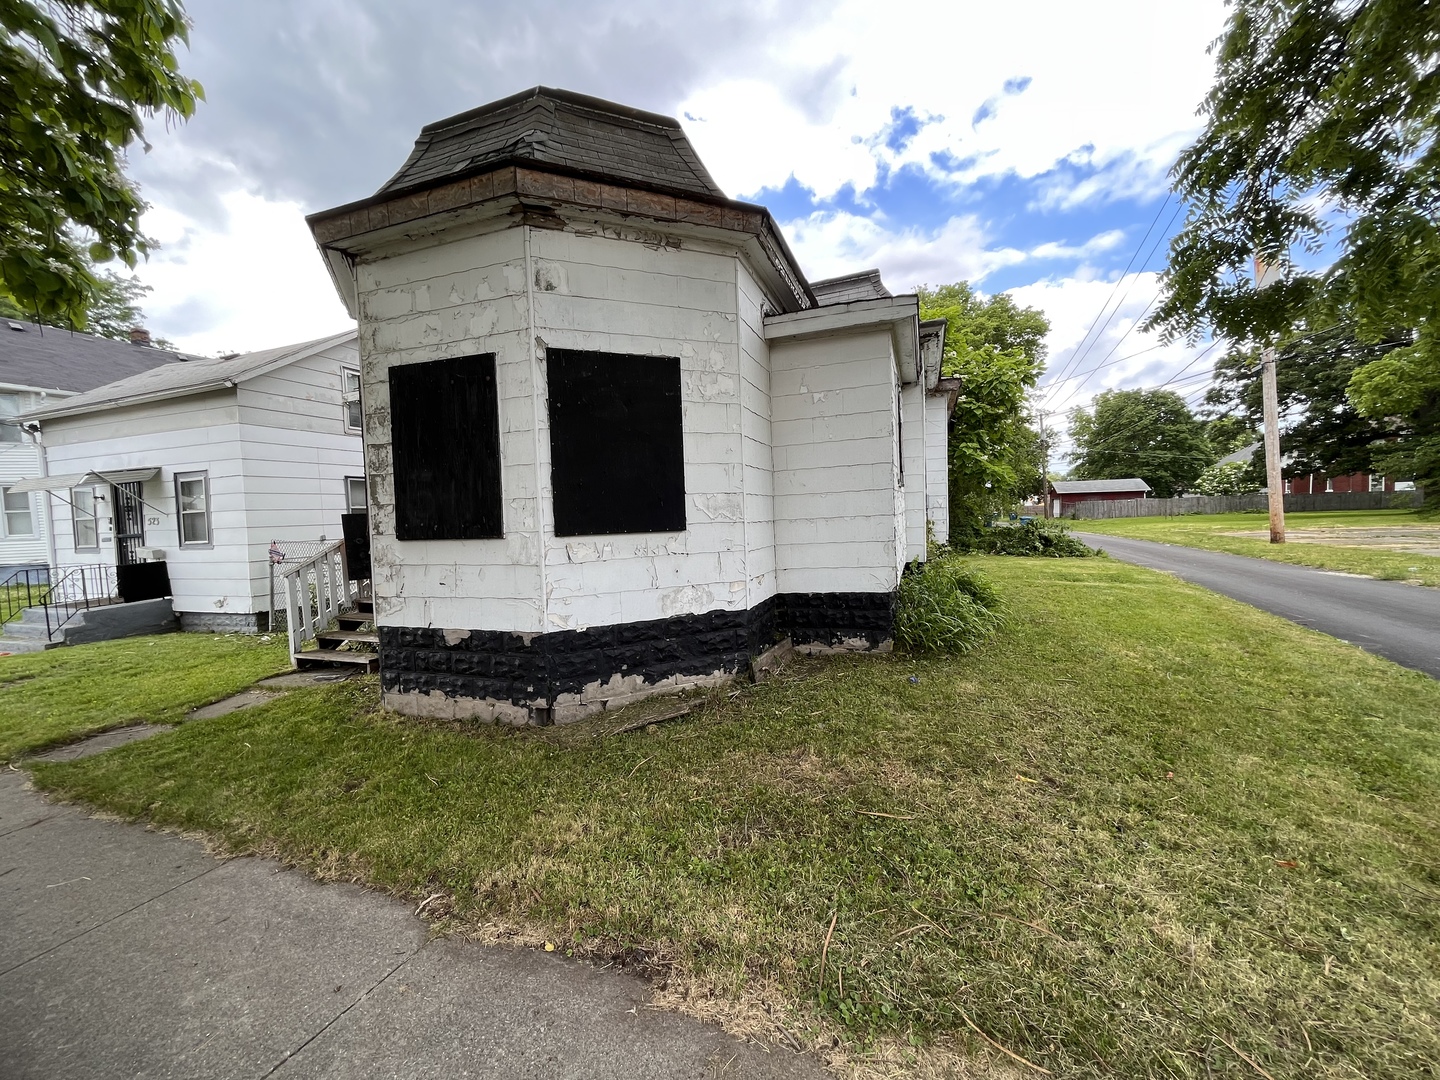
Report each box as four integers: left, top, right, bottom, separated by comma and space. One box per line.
121, 0, 1231, 454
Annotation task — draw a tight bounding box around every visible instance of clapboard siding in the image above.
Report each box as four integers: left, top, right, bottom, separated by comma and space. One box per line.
924, 394, 950, 542
771, 330, 903, 595
901, 382, 927, 562
737, 261, 776, 606
0, 401, 52, 568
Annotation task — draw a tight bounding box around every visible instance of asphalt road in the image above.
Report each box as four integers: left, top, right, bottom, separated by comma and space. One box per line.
1073, 532, 1440, 679
0, 742, 825, 1080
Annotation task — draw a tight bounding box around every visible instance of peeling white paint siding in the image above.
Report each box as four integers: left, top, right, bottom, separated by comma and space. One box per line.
357, 226, 546, 632
901, 382, 927, 562
925, 394, 951, 543
770, 330, 905, 595
528, 227, 751, 631
737, 262, 776, 606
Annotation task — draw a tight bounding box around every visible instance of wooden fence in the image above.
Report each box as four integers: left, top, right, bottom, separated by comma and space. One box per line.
1068, 489, 1423, 520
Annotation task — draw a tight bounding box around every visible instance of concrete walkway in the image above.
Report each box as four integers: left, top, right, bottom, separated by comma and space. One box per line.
1076, 532, 1440, 679
0, 754, 824, 1079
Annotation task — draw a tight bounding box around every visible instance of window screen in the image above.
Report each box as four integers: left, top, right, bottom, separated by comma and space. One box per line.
546, 349, 685, 537
389, 354, 503, 540
342, 368, 363, 433
175, 472, 210, 546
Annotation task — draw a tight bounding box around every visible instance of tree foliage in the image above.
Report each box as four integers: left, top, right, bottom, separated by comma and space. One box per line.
0, 0, 202, 327
1191, 460, 1259, 496
1206, 325, 1407, 479
1150, 0, 1439, 502
917, 283, 1049, 541
1070, 389, 1216, 498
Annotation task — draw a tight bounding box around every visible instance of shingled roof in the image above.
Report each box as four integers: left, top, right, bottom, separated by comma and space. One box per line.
811, 269, 893, 306
1, 320, 201, 394
377, 86, 727, 204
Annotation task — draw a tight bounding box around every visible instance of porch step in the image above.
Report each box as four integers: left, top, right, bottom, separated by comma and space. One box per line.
316, 629, 379, 645
0, 637, 53, 654
336, 612, 374, 629
296, 648, 378, 671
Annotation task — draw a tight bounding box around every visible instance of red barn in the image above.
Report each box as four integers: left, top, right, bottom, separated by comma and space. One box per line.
1049, 478, 1151, 517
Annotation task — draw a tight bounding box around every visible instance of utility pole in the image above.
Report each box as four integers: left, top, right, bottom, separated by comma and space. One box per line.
1038, 409, 1051, 519
1255, 256, 1285, 544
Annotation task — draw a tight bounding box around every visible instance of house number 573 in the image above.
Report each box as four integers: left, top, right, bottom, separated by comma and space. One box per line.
147, 517, 159, 526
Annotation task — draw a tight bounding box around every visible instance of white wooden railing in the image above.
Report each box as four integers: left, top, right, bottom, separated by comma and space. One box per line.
279, 540, 358, 664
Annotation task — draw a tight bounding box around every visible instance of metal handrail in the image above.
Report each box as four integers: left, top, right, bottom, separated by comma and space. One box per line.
43, 564, 119, 641
1, 567, 52, 629
278, 540, 358, 664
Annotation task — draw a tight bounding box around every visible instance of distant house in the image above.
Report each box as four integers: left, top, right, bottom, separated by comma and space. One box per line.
1221, 443, 1413, 495
13, 331, 363, 632
306, 85, 960, 724
1049, 478, 1151, 517
1, 321, 194, 577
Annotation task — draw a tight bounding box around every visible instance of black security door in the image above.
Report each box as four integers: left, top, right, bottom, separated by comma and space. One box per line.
113, 481, 145, 566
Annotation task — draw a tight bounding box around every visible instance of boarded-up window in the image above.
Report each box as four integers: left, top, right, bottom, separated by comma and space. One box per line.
547, 349, 685, 537
389, 354, 503, 540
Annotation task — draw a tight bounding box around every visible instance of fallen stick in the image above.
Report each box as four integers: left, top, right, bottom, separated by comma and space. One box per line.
607, 705, 692, 736
854, 809, 916, 820
818, 910, 838, 991
956, 1008, 1052, 1076
1215, 1035, 1278, 1080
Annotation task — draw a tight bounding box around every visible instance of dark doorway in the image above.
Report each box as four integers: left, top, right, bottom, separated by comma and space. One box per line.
113, 481, 145, 566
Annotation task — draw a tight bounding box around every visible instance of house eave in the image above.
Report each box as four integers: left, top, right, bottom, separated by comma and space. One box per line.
763, 296, 923, 384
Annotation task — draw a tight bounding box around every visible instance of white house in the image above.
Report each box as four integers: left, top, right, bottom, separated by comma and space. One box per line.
1, 320, 192, 578
14, 331, 364, 631
307, 87, 957, 723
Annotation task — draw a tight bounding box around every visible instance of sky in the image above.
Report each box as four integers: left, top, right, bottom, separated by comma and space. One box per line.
120, 0, 1232, 458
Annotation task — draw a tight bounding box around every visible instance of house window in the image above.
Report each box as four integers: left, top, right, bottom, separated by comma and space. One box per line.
72, 487, 99, 550
0, 393, 23, 443
546, 349, 685, 537
1283, 479, 1292, 494
1325, 477, 1334, 493
345, 475, 368, 513
175, 472, 211, 546
1369, 473, 1385, 492
342, 368, 363, 433
2, 486, 34, 536
389, 354, 503, 540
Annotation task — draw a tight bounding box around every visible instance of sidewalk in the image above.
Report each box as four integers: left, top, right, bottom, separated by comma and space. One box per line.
0, 757, 825, 1079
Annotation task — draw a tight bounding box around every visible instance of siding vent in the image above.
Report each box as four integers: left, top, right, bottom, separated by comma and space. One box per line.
389, 354, 503, 540
546, 349, 685, 537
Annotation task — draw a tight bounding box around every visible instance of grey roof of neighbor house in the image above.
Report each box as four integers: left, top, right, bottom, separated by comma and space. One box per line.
811, 269, 893, 305
1, 320, 203, 394
377, 86, 727, 203
1217, 442, 1260, 467
21, 329, 357, 422
1050, 478, 1153, 494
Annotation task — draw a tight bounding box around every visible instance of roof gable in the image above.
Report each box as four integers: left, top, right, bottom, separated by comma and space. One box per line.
22, 330, 357, 422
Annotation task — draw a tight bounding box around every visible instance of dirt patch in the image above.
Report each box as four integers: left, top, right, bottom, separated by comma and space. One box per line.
1223, 525, 1440, 557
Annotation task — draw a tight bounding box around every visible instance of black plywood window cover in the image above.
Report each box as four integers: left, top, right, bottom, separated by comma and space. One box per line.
547, 349, 686, 537
389, 354, 503, 540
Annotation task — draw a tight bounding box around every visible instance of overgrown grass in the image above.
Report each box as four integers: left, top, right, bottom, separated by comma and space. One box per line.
1075, 508, 1440, 585
895, 557, 1002, 653
0, 633, 289, 760
27, 560, 1440, 1078
963, 519, 1096, 557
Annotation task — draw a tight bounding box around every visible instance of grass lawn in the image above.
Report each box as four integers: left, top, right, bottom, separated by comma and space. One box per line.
27, 559, 1440, 1079
1073, 508, 1440, 585
0, 633, 289, 761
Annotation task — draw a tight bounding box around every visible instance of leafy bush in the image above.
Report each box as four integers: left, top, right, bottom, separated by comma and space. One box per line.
1190, 459, 1259, 496
963, 520, 1096, 558
895, 558, 1003, 654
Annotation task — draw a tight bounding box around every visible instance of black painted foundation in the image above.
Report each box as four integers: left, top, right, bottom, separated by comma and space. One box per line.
378, 590, 896, 714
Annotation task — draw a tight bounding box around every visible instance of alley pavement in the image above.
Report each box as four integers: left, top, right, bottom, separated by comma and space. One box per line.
0, 762, 824, 1080
1076, 532, 1440, 679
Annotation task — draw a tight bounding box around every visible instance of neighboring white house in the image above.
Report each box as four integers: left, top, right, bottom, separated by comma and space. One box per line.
307, 86, 957, 723
14, 331, 364, 631
1, 321, 193, 577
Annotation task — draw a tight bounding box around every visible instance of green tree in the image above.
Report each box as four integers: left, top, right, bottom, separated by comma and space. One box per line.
1070, 389, 1215, 498
1149, 0, 1439, 503
1203, 414, 1259, 458
917, 283, 1049, 542
1206, 325, 1407, 480
1191, 460, 1259, 496
0, 260, 174, 346
0, 0, 202, 327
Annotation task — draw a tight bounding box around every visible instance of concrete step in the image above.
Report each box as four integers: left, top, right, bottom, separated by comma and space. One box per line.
295, 649, 378, 671
0, 637, 54, 654
1, 620, 51, 640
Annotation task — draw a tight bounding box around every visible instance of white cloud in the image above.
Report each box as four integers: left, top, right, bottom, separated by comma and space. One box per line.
783, 211, 1028, 288
135, 190, 352, 356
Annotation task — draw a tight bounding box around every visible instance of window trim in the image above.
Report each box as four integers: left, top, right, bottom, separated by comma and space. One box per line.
174, 471, 213, 548
341, 367, 363, 435
344, 475, 368, 514
0, 392, 24, 444
72, 486, 100, 551
1, 485, 36, 538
